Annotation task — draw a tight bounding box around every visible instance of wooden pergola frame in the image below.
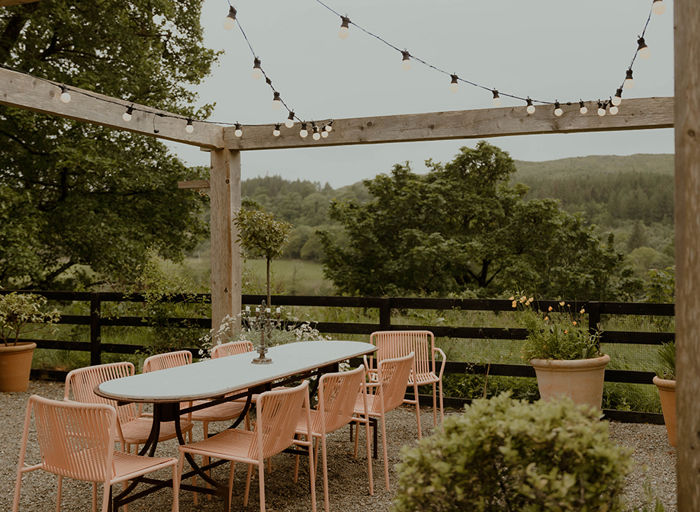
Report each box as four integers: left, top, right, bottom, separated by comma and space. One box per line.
1, 1, 698, 507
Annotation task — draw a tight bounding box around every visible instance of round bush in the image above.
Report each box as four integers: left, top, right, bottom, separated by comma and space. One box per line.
393, 393, 633, 512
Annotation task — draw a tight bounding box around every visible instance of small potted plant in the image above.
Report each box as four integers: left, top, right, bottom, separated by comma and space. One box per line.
514, 296, 609, 410
0, 292, 61, 392
653, 342, 675, 447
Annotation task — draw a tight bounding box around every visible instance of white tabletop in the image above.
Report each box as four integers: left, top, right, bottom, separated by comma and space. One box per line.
97, 340, 375, 403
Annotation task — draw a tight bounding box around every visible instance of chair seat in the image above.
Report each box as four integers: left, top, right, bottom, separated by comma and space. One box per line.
121, 417, 194, 446
353, 394, 378, 418
180, 428, 256, 462
409, 371, 440, 386
111, 451, 179, 484
190, 400, 247, 423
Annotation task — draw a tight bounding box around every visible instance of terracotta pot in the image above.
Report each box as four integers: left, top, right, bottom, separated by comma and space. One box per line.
0, 342, 37, 392
653, 376, 676, 448
530, 354, 610, 410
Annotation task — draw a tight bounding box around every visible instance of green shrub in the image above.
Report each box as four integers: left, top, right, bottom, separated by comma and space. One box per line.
393, 393, 633, 512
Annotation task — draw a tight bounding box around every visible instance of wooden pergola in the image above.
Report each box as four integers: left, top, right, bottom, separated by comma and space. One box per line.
1, 1, 698, 508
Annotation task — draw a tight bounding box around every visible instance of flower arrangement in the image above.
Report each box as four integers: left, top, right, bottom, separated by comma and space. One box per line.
512, 295, 602, 361
0, 292, 61, 347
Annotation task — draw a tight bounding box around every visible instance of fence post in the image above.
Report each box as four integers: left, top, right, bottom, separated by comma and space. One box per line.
90, 293, 102, 366
379, 298, 392, 330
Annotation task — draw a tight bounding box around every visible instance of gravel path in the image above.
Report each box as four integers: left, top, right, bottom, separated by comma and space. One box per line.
1, 380, 677, 511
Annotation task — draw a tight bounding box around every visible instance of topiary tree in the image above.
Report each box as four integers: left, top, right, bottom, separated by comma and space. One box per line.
393, 393, 633, 512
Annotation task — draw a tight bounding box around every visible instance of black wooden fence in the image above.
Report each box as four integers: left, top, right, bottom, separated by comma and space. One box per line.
3, 291, 674, 423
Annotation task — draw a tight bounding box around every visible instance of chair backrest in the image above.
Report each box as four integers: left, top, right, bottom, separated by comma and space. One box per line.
316, 365, 365, 434
211, 340, 254, 359
64, 362, 138, 427
251, 381, 309, 461
372, 352, 415, 415
142, 350, 192, 373
22, 395, 116, 482
371, 330, 434, 377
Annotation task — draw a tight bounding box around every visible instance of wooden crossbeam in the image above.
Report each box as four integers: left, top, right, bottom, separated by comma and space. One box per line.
0, 0, 41, 6
222, 97, 674, 151
178, 180, 210, 189
0, 67, 225, 149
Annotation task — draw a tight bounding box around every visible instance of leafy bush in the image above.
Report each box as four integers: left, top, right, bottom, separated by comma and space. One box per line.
393, 393, 633, 512
655, 342, 675, 380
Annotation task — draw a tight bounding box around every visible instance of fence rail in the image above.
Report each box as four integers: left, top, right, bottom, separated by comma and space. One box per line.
2, 291, 674, 423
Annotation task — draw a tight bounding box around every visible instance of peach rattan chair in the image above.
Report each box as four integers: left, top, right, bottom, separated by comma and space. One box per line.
64, 362, 194, 454
176, 381, 317, 512
293, 365, 373, 512
13, 395, 180, 512
211, 340, 255, 358
367, 330, 446, 426
353, 352, 418, 490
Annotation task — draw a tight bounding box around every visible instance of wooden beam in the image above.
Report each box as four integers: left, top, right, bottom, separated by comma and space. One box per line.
177, 180, 210, 190
0, 66, 224, 149
209, 150, 241, 337
0, 0, 41, 6
222, 97, 674, 151
674, 0, 700, 510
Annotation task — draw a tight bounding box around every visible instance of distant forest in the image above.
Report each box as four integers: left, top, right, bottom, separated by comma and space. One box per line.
240, 153, 675, 280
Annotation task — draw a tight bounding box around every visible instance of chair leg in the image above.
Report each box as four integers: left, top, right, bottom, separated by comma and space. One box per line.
258, 461, 267, 512
91, 481, 97, 512
188, 428, 197, 506
432, 383, 438, 427
321, 435, 330, 512
353, 420, 359, 459
244, 464, 253, 507
172, 460, 180, 512
363, 418, 374, 495
57, 475, 63, 512
100, 482, 110, 512
227, 462, 235, 512
439, 379, 444, 425
380, 418, 390, 490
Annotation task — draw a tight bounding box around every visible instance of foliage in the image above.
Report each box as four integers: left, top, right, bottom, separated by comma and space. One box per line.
0, 0, 216, 289
319, 141, 640, 299
393, 393, 633, 512
0, 292, 60, 346
655, 342, 675, 380
643, 267, 675, 304
514, 296, 603, 361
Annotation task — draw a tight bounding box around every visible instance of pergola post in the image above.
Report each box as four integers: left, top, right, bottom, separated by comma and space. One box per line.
209, 149, 242, 336
674, 0, 700, 509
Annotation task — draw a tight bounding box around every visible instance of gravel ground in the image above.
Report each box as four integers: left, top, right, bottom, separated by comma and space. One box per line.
1, 380, 677, 511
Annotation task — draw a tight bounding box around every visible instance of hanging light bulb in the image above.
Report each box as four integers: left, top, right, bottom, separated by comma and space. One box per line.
252, 58, 263, 80
223, 6, 237, 30
312, 124, 321, 140
652, 0, 665, 15
597, 101, 606, 117
59, 85, 71, 103
612, 88, 623, 106
610, 103, 619, 115
401, 51, 411, 71
300, 122, 308, 138
325, 120, 333, 132
285, 111, 295, 128
526, 98, 535, 114
122, 105, 134, 122
637, 37, 651, 60
624, 69, 634, 90
339, 16, 350, 39
579, 100, 588, 115
273, 123, 281, 137
272, 91, 282, 110
554, 101, 563, 117
449, 74, 459, 93
321, 130, 329, 138
186, 118, 194, 133
234, 123, 243, 137
492, 90, 501, 107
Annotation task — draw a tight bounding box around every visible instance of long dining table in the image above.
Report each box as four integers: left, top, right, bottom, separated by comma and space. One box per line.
95, 340, 376, 510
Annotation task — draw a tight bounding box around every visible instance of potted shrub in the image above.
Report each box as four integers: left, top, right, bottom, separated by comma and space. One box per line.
653, 342, 676, 447
515, 296, 609, 410
0, 292, 60, 392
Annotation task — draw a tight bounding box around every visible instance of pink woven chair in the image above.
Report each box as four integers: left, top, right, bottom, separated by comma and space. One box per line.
293, 365, 373, 512
176, 381, 317, 512
367, 330, 446, 426
64, 362, 194, 454
13, 395, 180, 512
211, 340, 255, 358
353, 352, 418, 490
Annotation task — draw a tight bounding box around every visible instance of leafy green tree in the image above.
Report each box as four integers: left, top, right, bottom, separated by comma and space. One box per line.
319, 141, 639, 300
0, 0, 217, 289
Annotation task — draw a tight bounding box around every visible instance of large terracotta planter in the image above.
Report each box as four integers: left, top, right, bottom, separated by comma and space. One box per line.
530, 354, 610, 410
0, 342, 36, 392
653, 376, 676, 448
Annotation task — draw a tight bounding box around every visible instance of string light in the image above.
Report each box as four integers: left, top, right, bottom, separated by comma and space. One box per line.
652, 0, 665, 15
492, 90, 501, 107
579, 100, 588, 115
273, 123, 281, 137
59, 85, 71, 103
449, 74, 459, 93
223, 6, 237, 31
185, 118, 194, 133
339, 16, 350, 39
554, 101, 563, 117
597, 101, 606, 117
624, 69, 635, 89
312, 124, 321, 140
252, 58, 262, 80
325, 120, 333, 132
300, 122, 309, 138
401, 51, 411, 71
122, 105, 133, 122
612, 88, 623, 106
234, 123, 243, 137
272, 91, 282, 110
526, 98, 535, 115
285, 111, 295, 128
321, 129, 329, 138
637, 37, 651, 60
609, 99, 619, 115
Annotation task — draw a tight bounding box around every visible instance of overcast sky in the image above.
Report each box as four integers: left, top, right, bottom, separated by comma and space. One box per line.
167, 0, 675, 188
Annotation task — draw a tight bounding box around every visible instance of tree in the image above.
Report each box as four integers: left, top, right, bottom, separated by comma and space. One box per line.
0, 0, 217, 289
319, 141, 639, 300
